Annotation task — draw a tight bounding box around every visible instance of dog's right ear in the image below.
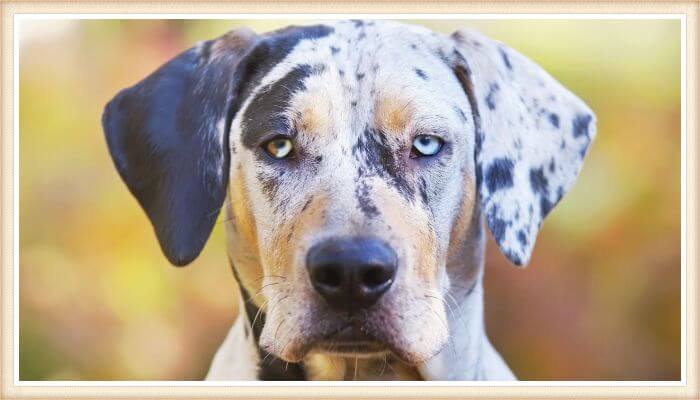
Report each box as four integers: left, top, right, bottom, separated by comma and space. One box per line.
102, 28, 258, 266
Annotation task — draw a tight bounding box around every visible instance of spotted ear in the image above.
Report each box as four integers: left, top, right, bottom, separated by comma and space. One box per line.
102, 28, 258, 266
451, 28, 596, 266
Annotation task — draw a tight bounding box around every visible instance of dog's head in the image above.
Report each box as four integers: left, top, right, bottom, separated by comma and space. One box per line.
103, 21, 595, 364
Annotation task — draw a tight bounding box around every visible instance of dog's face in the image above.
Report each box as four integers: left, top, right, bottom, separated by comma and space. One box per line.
103, 21, 595, 365
228, 22, 475, 363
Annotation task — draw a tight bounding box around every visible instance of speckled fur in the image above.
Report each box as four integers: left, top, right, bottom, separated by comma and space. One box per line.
104, 20, 595, 381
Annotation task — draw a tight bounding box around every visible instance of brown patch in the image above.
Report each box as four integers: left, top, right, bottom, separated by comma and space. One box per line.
445, 165, 483, 288
262, 193, 329, 280
374, 93, 414, 135
210, 27, 258, 61
296, 100, 333, 135
227, 167, 264, 304
287, 78, 340, 137
372, 181, 439, 283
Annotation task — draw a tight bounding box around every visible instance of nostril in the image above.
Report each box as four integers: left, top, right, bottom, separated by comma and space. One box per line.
314, 264, 343, 288
361, 265, 393, 289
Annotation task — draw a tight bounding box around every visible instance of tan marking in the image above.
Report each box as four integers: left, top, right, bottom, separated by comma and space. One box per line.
303, 353, 347, 380
371, 180, 439, 284
262, 192, 329, 281
290, 81, 337, 136
297, 100, 333, 135
374, 92, 414, 135
304, 352, 423, 380
445, 160, 482, 286
227, 166, 265, 305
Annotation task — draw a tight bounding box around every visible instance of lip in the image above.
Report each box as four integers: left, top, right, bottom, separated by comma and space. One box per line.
313, 325, 389, 357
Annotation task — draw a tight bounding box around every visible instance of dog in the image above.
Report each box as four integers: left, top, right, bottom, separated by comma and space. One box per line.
102, 20, 595, 380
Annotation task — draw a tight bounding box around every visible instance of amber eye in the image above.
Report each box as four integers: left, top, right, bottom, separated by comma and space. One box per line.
263, 137, 294, 159
411, 134, 444, 157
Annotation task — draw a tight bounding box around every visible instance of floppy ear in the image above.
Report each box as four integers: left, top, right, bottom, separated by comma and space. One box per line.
451, 28, 596, 266
102, 28, 258, 266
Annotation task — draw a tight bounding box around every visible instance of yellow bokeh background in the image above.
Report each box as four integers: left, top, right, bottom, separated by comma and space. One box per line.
19, 19, 680, 380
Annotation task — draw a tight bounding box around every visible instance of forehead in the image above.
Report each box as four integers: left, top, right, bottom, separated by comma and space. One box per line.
237, 21, 470, 143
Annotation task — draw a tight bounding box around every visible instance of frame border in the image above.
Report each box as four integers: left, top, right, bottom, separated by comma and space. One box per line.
2, 1, 697, 399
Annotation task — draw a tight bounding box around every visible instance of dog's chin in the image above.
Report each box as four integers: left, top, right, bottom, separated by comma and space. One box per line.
260, 323, 445, 365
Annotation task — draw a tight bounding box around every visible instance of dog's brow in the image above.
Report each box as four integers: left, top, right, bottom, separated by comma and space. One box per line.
241, 64, 324, 149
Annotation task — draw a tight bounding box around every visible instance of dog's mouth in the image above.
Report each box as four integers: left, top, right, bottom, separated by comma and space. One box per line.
313, 324, 389, 358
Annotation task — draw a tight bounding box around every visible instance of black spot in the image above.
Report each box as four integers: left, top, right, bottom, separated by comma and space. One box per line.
517, 230, 528, 246
488, 214, 508, 244
418, 177, 429, 204
315, 155, 323, 163
310, 63, 326, 75
503, 249, 522, 266
410, 43, 417, 50
241, 64, 312, 149
548, 159, 556, 173
498, 47, 512, 70
355, 180, 379, 218
356, 72, 365, 80
351, 19, 364, 28
358, 32, 367, 40
530, 167, 556, 218
257, 171, 282, 202
436, 48, 452, 64
339, 69, 345, 77
530, 167, 549, 195
452, 106, 467, 123
301, 197, 313, 212
414, 68, 428, 80
351, 100, 357, 107
353, 127, 413, 200
572, 114, 592, 138
330, 45, 340, 55
540, 198, 554, 220
485, 158, 514, 193
548, 113, 560, 128
485, 82, 499, 110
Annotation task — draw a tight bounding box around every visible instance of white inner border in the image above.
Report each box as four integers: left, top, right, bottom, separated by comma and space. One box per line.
12, 13, 687, 387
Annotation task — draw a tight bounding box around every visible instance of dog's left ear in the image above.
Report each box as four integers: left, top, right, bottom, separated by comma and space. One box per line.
102, 28, 258, 266
450, 28, 596, 266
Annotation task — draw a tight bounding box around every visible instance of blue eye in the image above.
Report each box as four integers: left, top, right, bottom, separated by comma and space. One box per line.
264, 137, 294, 159
412, 135, 444, 157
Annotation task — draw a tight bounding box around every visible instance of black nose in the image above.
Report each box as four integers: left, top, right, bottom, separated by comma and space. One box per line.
306, 237, 397, 313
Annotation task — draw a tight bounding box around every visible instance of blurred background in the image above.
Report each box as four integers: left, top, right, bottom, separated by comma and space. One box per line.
18, 19, 680, 381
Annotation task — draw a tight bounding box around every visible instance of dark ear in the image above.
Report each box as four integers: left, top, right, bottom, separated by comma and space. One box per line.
102, 28, 258, 266
451, 28, 596, 266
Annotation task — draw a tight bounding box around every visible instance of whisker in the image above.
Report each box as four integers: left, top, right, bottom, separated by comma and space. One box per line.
353, 356, 359, 381
379, 354, 388, 377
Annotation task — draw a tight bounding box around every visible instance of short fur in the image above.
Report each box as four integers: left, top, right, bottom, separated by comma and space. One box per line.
102, 20, 595, 381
